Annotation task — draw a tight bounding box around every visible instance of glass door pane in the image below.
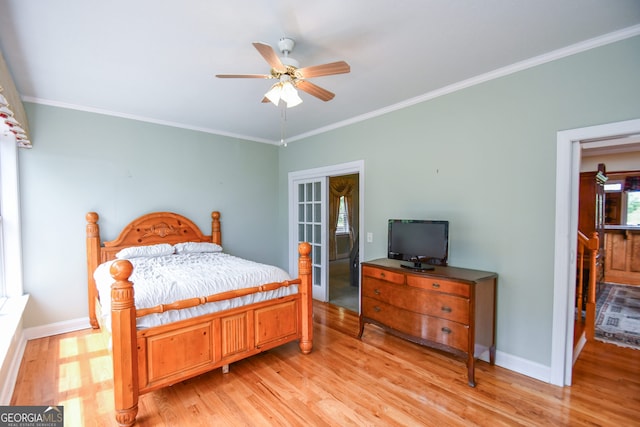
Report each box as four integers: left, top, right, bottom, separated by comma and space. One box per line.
295, 178, 327, 301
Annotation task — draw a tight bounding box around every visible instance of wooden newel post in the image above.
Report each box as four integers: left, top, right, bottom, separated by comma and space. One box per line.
110, 260, 139, 427
298, 242, 313, 354
86, 212, 101, 329
585, 233, 599, 340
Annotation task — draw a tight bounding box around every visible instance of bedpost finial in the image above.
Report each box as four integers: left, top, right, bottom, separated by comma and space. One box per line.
86, 212, 100, 239
110, 259, 134, 281
86, 212, 99, 223
298, 242, 311, 256
212, 211, 220, 221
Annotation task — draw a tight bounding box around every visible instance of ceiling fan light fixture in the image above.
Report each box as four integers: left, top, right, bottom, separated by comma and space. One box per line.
264, 83, 283, 106
281, 81, 303, 108
264, 81, 303, 108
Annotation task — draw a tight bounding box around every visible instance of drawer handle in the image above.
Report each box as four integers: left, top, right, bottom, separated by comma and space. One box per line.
441, 306, 452, 313
441, 327, 452, 334
432, 283, 440, 289
374, 306, 381, 312
374, 289, 381, 295
380, 272, 386, 278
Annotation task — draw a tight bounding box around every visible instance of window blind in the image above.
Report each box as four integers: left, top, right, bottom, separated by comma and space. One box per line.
0, 49, 30, 148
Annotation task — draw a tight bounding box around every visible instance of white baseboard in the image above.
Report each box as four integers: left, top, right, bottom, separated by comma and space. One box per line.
0, 332, 27, 405
0, 295, 30, 405
23, 317, 91, 340
573, 333, 587, 365
495, 350, 552, 383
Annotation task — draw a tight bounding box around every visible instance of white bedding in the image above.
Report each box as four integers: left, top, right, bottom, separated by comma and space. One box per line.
94, 252, 296, 329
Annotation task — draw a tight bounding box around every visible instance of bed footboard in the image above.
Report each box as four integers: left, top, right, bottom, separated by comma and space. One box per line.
109, 242, 312, 427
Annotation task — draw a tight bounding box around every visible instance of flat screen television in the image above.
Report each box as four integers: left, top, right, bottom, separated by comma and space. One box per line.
387, 219, 449, 271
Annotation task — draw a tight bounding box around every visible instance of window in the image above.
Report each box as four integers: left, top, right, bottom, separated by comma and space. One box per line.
0, 130, 23, 299
604, 182, 622, 192
0, 205, 4, 306
605, 177, 640, 226
628, 191, 640, 225
0, 135, 6, 303
336, 196, 349, 234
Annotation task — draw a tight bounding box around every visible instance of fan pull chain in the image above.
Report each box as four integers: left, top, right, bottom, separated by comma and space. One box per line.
280, 104, 287, 147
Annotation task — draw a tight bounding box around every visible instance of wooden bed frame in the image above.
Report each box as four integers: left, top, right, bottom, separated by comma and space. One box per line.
86, 211, 312, 427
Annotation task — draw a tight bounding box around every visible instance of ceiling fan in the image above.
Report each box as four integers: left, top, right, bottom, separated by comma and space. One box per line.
216, 38, 350, 108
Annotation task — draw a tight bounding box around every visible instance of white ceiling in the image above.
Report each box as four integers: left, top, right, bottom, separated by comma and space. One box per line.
1, 1, 639, 144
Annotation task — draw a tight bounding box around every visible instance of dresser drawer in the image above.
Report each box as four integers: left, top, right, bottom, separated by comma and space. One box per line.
362, 279, 469, 323
362, 265, 405, 285
362, 297, 468, 352
406, 275, 470, 297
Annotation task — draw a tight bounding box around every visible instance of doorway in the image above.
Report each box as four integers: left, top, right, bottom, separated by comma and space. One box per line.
328, 174, 360, 313
288, 161, 365, 309
551, 118, 640, 386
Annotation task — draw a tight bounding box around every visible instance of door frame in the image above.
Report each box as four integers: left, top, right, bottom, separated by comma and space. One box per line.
288, 160, 365, 304
551, 118, 640, 386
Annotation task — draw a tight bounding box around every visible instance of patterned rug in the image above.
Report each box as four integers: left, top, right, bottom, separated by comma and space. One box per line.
595, 283, 640, 350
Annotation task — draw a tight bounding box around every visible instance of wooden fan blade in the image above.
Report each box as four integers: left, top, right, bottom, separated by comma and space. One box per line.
296, 61, 350, 79
215, 74, 271, 79
252, 42, 285, 72
296, 80, 335, 102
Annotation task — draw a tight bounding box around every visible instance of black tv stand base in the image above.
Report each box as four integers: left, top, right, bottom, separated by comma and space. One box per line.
400, 263, 434, 272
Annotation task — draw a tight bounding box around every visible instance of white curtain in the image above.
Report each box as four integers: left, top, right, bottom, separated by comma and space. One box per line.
0, 48, 31, 148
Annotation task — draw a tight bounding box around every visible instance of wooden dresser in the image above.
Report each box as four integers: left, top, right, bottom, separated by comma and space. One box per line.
358, 258, 497, 386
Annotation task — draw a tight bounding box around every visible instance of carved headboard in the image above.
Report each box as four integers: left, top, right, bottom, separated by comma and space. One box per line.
85, 211, 221, 328
100, 211, 219, 261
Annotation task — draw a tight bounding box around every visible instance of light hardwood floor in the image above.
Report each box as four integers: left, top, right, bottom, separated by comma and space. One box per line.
12, 302, 640, 426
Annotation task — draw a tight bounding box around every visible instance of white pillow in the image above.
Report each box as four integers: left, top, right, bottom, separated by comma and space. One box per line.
174, 242, 223, 254
115, 243, 175, 259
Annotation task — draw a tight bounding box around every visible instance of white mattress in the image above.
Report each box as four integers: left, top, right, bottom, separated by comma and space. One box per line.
94, 252, 296, 329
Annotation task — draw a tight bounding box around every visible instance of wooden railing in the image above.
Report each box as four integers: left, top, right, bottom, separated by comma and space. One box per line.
577, 231, 599, 340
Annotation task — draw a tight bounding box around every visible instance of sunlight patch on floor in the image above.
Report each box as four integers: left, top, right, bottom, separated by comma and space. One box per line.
58, 361, 81, 392
59, 336, 79, 358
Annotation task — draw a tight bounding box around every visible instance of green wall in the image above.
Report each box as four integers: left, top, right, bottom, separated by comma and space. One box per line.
19, 105, 282, 327
277, 35, 640, 366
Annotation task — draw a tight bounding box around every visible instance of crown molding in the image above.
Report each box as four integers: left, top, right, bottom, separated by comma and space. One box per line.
22, 24, 640, 146
287, 24, 640, 144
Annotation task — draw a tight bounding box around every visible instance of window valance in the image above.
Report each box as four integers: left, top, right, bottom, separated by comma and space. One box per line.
624, 176, 640, 192
0, 49, 31, 148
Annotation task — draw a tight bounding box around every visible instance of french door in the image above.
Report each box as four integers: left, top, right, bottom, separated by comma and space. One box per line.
291, 178, 327, 301
288, 160, 365, 304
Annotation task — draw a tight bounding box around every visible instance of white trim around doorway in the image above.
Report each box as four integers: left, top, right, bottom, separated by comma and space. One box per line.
551, 118, 640, 386
288, 160, 365, 306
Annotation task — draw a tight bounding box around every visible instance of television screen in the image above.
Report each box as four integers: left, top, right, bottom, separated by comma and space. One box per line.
388, 219, 449, 270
